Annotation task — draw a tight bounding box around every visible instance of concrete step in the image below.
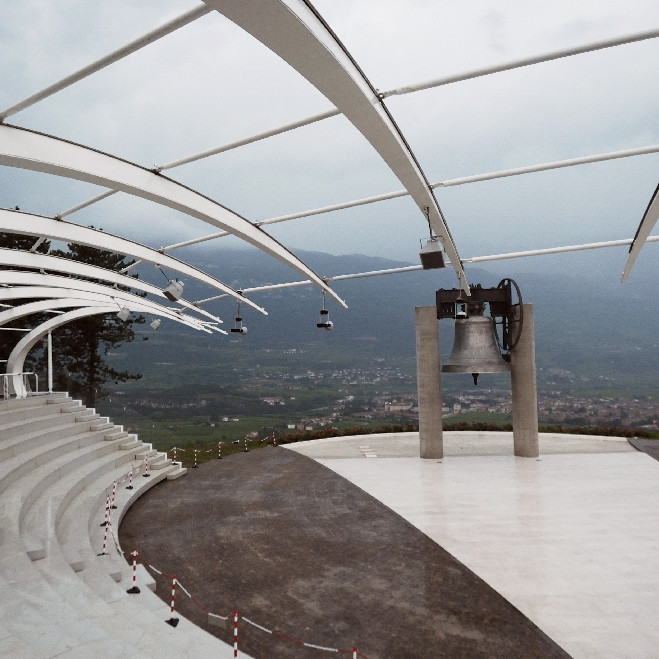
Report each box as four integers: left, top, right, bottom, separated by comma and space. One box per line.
46, 394, 73, 404
0, 419, 102, 464
149, 453, 172, 470
0, 428, 122, 498
104, 428, 128, 442
166, 465, 188, 480
119, 438, 143, 451
61, 401, 84, 413
19, 438, 141, 561
0, 394, 68, 414
58, 464, 178, 581
75, 411, 100, 423
0, 398, 76, 426
0, 410, 80, 441
90, 419, 114, 432
0, 398, 238, 658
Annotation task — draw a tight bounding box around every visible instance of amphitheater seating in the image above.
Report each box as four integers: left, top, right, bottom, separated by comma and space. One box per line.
0, 393, 241, 658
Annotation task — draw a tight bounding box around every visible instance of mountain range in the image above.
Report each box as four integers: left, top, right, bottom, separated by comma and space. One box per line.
112, 246, 658, 398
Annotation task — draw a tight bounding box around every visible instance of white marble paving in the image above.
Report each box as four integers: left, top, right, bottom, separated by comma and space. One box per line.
286, 433, 659, 659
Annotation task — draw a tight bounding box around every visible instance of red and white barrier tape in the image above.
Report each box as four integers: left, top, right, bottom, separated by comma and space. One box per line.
101, 471, 369, 656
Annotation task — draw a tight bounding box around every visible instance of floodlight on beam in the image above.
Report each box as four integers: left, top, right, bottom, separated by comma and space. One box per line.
419, 237, 446, 270
163, 279, 184, 301
150, 318, 161, 330
116, 306, 130, 322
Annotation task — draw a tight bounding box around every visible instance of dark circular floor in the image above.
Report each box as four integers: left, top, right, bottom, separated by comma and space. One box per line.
119, 447, 570, 659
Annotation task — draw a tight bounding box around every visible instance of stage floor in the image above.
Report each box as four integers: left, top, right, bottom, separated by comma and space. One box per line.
286, 432, 659, 659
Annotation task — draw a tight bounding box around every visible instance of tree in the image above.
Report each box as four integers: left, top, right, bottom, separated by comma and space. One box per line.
47, 242, 146, 408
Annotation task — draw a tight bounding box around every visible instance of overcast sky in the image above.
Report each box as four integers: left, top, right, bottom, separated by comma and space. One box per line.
1, 0, 657, 287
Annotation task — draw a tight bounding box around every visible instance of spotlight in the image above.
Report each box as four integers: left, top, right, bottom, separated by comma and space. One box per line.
316, 292, 334, 330
116, 307, 130, 322
419, 237, 446, 270
150, 319, 161, 330
231, 316, 247, 334
163, 279, 184, 301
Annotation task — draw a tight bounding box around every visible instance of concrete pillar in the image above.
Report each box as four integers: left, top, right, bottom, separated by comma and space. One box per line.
510, 303, 539, 457
415, 306, 443, 459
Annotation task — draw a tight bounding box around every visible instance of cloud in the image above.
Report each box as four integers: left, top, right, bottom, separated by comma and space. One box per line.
0, 0, 657, 280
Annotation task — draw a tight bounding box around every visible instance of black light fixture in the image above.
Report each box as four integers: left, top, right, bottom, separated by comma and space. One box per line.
317, 291, 334, 330
230, 297, 248, 334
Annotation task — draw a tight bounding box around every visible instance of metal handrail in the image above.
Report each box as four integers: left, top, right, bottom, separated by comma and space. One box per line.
1, 372, 38, 399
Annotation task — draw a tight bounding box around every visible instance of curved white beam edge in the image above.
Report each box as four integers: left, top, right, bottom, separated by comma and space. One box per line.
203, 0, 469, 293
0, 285, 216, 333
0, 206, 266, 314
0, 248, 223, 324
0, 124, 346, 309
4, 305, 209, 398
622, 182, 659, 282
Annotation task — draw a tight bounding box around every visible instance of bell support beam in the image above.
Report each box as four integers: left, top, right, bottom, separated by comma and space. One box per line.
415, 306, 443, 459
203, 0, 468, 293
0, 124, 346, 309
0, 249, 223, 324
510, 304, 539, 457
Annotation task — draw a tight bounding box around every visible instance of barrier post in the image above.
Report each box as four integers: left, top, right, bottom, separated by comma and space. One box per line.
233, 610, 239, 658
126, 465, 134, 490
217, 442, 222, 459
110, 480, 118, 509
142, 454, 150, 477
126, 549, 140, 594
97, 518, 110, 556
243, 438, 249, 453
166, 576, 179, 627
100, 492, 110, 527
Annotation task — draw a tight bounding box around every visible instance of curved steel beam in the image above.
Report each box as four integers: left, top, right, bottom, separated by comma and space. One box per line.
0, 248, 223, 323
203, 0, 468, 292
0, 298, 214, 337
4, 306, 140, 397
0, 207, 267, 313
0, 124, 346, 308
0, 285, 211, 332
622, 182, 659, 282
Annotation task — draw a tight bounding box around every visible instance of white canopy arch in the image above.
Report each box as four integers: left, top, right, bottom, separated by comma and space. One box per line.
0, 248, 223, 323
0, 286, 213, 332
0, 125, 346, 309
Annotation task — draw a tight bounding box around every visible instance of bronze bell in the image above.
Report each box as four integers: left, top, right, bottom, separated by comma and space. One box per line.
442, 314, 510, 385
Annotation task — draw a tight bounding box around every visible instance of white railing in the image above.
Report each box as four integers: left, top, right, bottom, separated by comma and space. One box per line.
1, 372, 38, 399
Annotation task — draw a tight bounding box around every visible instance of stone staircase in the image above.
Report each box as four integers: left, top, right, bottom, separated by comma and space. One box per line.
0, 393, 241, 658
